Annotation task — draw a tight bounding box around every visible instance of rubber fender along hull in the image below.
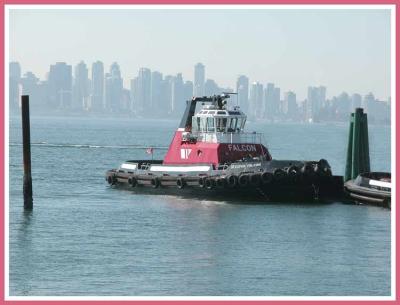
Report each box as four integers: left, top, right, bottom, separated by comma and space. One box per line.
105, 169, 344, 203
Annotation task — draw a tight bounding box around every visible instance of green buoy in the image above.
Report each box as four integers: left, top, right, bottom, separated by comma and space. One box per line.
345, 108, 370, 182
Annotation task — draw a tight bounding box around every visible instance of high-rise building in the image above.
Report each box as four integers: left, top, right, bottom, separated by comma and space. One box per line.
306, 86, 326, 122
104, 62, 123, 112
136, 68, 152, 115
151, 71, 163, 114
162, 75, 174, 114
130, 77, 139, 115
183, 81, 193, 102
351, 93, 362, 110
194, 63, 205, 96
121, 88, 132, 112
273, 87, 281, 115
283, 91, 297, 119
362, 93, 389, 123
236, 75, 249, 113
20, 72, 39, 109
264, 83, 278, 119
47, 62, 72, 109
249, 82, 263, 119
163, 75, 174, 114
9, 62, 21, 112
172, 73, 184, 115
90, 61, 104, 112
363, 92, 375, 113
204, 79, 219, 96
73, 61, 89, 111
336, 92, 350, 116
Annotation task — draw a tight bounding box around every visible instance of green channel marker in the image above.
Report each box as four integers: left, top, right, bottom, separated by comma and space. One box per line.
345, 108, 370, 181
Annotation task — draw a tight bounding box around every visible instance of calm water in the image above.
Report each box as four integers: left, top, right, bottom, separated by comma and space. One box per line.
9, 116, 391, 296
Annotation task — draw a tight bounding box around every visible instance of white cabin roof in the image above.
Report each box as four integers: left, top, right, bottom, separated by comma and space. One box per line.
195, 106, 246, 118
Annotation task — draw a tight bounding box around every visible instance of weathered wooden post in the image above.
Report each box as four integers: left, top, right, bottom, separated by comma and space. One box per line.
345, 112, 354, 181
21, 95, 33, 209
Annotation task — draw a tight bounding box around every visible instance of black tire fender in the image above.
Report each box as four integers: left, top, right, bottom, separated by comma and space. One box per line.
273, 168, 286, 180
198, 177, 206, 188
151, 177, 160, 188
130, 176, 137, 187
250, 173, 261, 185
238, 174, 249, 187
227, 175, 238, 188
205, 178, 215, 190
261, 171, 273, 184
177, 178, 185, 189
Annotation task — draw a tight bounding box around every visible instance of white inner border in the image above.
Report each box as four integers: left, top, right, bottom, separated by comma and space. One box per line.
4, 4, 396, 301
150, 165, 211, 172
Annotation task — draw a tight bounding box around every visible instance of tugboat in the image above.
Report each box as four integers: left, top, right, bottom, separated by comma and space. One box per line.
344, 172, 391, 208
106, 94, 343, 201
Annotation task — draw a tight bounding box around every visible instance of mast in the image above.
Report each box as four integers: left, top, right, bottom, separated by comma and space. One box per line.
178, 94, 234, 131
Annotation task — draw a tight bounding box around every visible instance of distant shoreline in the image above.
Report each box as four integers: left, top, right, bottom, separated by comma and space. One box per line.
8, 113, 391, 126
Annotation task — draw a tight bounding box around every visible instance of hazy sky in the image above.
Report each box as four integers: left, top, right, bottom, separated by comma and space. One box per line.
9, 7, 391, 100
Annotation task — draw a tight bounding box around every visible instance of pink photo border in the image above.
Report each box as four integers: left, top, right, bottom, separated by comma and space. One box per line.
0, 1, 397, 304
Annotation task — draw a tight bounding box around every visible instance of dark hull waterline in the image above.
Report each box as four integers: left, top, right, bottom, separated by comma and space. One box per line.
106, 159, 344, 203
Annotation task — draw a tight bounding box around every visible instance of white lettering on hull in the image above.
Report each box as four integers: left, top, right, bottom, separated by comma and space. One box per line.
180, 148, 192, 159
227, 144, 257, 152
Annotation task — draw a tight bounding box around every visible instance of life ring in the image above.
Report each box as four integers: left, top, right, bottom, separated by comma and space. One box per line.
151, 177, 160, 188
205, 178, 215, 190
177, 178, 185, 189
227, 175, 238, 188
261, 171, 273, 184
238, 174, 249, 187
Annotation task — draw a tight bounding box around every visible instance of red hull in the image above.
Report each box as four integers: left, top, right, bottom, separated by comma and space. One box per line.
163, 131, 271, 166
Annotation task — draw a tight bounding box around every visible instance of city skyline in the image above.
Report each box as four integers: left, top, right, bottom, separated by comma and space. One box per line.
9, 7, 391, 101
9, 60, 391, 124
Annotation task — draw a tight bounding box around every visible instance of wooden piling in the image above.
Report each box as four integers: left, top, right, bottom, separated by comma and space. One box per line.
21, 95, 33, 209
344, 113, 354, 182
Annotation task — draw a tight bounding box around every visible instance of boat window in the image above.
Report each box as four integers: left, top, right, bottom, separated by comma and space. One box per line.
200, 117, 207, 131
241, 118, 246, 130
216, 118, 227, 132
217, 111, 226, 115
237, 118, 244, 131
192, 117, 201, 132
228, 118, 238, 132
206, 117, 215, 132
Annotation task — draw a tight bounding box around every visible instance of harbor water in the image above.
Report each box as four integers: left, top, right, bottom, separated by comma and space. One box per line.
9, 116, 391, 296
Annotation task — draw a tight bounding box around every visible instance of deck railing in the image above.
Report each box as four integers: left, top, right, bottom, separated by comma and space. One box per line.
192, 131, 263, 144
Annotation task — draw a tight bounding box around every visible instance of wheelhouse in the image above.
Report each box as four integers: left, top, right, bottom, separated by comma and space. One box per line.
191, 105, 247, 134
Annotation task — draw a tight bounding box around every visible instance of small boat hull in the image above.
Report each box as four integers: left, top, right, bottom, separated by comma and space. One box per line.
344, 172, 391, 208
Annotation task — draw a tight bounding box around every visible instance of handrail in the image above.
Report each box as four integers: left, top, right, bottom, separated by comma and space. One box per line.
191, 131, 263, 144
